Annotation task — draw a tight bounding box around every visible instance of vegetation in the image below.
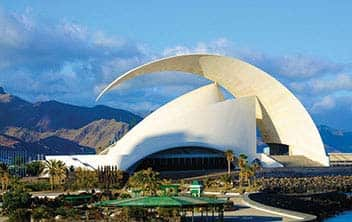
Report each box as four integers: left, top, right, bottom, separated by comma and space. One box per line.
42, 159, 67, 190
250, 192, 352, 220
0, 163, 10, 191
73, 167, 98, 190
2, 150, 352, 221
2, 181, 31, 222
224, 149, 235, 175
128, 167, 161, 196
97, 165, 126, 191
24, 181, 51, 192
259, 175, 352, 193
200, 153, 262, 192
25, 161, 44, 177
238, 154, 248, 188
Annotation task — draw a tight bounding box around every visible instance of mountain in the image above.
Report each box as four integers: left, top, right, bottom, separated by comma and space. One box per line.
0, 133, 94, 158
0, 88, 141, 132
0, 87, 142, 160
1, 119, 130, 154
0, 87, 350, 162
318, 125, 352, 153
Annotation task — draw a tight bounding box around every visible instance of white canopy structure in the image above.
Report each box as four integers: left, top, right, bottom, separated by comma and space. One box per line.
47, 54, 329, 169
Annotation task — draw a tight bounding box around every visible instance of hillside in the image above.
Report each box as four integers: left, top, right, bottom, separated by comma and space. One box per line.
1, 119, 129, 154
0, 87, 141, 159
0, 133, 94, 157
0, 86, 350, 161
0, 87, 141, 132
318, 125, 352, 153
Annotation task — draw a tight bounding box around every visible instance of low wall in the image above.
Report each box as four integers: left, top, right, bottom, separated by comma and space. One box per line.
243, 193, 317, 222
258, 166, 352, 178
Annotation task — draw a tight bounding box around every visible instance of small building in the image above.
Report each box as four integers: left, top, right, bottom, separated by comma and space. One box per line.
189, 180, 203, 197
96, 195, 227, 221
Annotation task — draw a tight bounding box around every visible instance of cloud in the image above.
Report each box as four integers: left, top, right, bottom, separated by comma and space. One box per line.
0, 7, 147, 105
311, 95, 336, 112
162, 38, 352, 130
0, 7, 351, 129
163, 38, 346, 79
291, 73, 352, 95
311, 95, 352, 130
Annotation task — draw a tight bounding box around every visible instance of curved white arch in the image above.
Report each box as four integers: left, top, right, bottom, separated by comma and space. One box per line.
48, 83, 258, 170
98, 54, 329, 166
106, 84, 257, 170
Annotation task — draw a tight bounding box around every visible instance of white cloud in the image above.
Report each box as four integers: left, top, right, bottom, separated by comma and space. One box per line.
163, 38, 345, 79
291, 73, 352, 95
0, 7, 148, 105
311, 96, 336, 113
0, 7, 351, 129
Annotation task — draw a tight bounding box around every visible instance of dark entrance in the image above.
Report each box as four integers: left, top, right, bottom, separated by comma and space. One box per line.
267, 143, 289, 155
133, 147, 228, 172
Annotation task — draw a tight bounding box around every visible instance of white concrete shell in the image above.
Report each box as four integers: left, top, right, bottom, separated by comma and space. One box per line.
105, 83, 257, 170
98, 54, 329, 166
47, 83, 257, 170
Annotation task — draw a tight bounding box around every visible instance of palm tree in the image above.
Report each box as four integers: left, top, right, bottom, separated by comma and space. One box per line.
238, 154, 248, 188
128, 168, 161, 196
244, 165, 254, 187
224, 150, 234, 175
74, 167, 98, 190
42, 160, 67, 191
0, 164, 10, 191
250, 159, 261, 187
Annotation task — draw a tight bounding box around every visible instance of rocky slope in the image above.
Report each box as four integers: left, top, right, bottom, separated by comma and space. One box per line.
0, 87, 141, 158
318, 125, 352, 153
0, 87, 141, 132
0, 87, 350, 160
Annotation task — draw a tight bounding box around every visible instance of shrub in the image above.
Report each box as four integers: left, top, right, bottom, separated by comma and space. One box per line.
26, 161, 44, 177
157, 207, 180, 218
3, 186, 31, 214
31, 207, 53, 221
8, 208, 30, 222
120, 192, 132, 199
55, 206, 79, 218
24, 181, 51, 191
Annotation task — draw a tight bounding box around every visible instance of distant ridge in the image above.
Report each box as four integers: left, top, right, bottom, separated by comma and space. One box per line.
0, 87, 5, 95
0, 88, 141, 157
0, 87, 350, 159
0, 89, 141, 132
318, 125, 352, 153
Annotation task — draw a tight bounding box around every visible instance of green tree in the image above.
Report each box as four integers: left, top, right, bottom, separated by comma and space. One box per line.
243, 165, 253, 187
224, 149, 235, 175
42, 160, 67, 190
0, 163, 10, 191
128, 168, 161, 196
250, 159, 261, 187
238, 154, 248, 188
13, 156, 25, 167
97, 166, 125, 191
74, 167, 98, 190
3, 182, 31, 222
31, 207, 52, 222
220, 174, 232, 188
26, 161, 44, 176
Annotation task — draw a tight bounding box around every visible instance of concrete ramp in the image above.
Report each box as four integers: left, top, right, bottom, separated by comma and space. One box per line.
270, 155, 323, 167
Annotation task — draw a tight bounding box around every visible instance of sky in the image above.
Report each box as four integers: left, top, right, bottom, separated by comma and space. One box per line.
0, 1, 351, 130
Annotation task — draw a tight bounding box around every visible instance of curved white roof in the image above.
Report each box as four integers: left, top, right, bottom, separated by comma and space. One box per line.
47, 54, 329, 169
103, 83, 257, 170
98, 54, 329, 166
48, 83, 258, 170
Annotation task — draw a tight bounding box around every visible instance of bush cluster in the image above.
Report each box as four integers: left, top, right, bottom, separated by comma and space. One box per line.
259, 175, 352, 193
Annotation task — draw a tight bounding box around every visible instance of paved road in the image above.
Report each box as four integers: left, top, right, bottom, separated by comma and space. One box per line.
227, 197, 293, 221
186, 196, 294, 222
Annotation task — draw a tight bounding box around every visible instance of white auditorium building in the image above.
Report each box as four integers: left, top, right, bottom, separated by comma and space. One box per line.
46, 54, 330, 171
